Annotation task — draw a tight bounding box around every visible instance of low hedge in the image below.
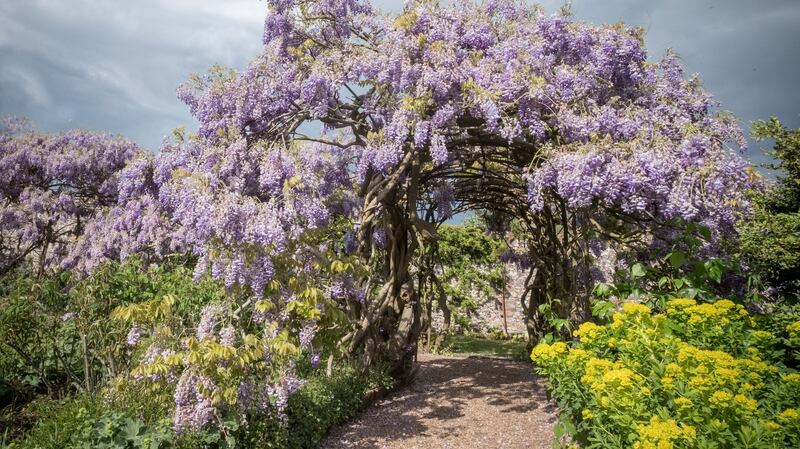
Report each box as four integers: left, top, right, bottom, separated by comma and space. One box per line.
236, 366, 393, 449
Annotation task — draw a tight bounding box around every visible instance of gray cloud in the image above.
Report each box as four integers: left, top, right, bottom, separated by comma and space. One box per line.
0, 0, 265, 149
1, 0, 798, 167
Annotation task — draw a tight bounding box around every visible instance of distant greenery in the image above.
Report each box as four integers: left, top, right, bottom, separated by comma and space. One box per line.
436, 222, 504, 326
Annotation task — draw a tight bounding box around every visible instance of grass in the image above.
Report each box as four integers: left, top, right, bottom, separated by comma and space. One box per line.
440, 334, 530, 362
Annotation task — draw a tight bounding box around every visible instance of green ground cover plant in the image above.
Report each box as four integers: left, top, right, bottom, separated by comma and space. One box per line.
438, 334, 528, 362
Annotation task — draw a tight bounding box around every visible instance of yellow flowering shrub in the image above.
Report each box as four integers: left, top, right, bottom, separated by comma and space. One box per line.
574, 321, 604, 346
530, 341, 569, 364
633, 416, 696, 449
788, 321, 800, 347
664, 298, 756, 354
531, 299, 800, 449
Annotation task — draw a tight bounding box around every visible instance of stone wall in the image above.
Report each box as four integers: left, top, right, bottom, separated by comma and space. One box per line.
431, 263, 528, 336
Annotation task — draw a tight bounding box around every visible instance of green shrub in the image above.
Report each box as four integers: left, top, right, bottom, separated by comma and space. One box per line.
238, 366, 389, 449
739, 117, 800, 303
0, 273, 76, 402
532, 300, 800, 448
0, 259, 225, 441
0, 259, 224, 402
9, 365, 392, 449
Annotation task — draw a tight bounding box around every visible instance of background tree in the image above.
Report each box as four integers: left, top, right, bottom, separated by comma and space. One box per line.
0, 118, 141, 276
739, 118, 800, 302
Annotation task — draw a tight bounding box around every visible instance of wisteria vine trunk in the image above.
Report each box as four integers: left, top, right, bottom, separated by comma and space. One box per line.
344, 152, 425, 378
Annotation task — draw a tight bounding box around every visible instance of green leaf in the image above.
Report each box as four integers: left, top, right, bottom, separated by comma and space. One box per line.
699, 226, 712, 241
121, 419, 143, 440
665, 251, 686, 268
630, 263, 647, 278
704, 260, 724, 283
591, 300, 615, 319
683, 288, 700, 299
593, 282, 612, 298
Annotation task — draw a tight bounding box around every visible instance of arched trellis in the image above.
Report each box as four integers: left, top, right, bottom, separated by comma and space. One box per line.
336, 126, 602, 378
185, 0, 753, 378
63, 0, 757, 383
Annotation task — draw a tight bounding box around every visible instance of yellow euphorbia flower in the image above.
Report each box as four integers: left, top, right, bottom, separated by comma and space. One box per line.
622, 302, 652, 315
709, 390, 733, 408
665, 363, 682, 376
733, 394, 757, 412
784, 373, 800, 383
779, 408, 799, 422
633, 416, 696, 449
667, 298, 697, 309
530, 341, 568, 365
787, 321, 800, 341
752, 330, 774, 341
574, 321, 603, 344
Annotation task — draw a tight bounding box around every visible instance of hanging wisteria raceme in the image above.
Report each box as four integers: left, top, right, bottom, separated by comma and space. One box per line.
523, 57, 759, 236
175, 0, 758, 234
68, 134, 356, 289
0, 118, 141, 275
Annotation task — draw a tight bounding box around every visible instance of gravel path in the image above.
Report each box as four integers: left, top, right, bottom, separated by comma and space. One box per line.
320, 353, 558, 449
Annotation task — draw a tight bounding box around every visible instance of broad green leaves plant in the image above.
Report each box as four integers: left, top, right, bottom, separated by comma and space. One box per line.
593, 224, 749, 309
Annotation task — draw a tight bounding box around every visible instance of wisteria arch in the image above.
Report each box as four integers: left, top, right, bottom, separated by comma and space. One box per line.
51, 0, 759, 380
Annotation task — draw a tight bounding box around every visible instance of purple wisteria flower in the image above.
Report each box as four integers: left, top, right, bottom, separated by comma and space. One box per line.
173, 371, 217, 433
219, 325, 237, 347
196, 304, 224, 341
126, 326, 142, 347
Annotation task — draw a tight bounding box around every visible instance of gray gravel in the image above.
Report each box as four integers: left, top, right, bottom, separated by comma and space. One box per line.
320, 353, 558, 449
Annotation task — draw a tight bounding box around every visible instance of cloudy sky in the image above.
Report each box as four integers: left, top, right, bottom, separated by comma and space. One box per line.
1, 0, 799, 167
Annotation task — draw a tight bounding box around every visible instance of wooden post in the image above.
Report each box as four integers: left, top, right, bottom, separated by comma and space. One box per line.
501, 266, 509, 337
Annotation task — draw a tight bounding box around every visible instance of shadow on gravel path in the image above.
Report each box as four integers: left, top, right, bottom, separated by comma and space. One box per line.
319, 353, 558, 449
